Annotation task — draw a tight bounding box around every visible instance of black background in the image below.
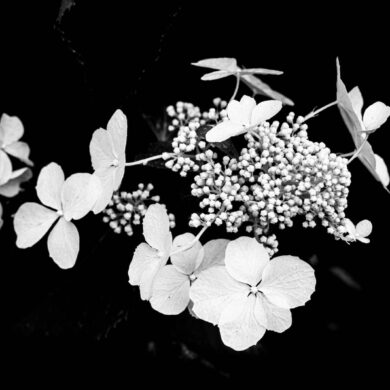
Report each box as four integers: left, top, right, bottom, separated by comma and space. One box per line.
1, 1, 389, 385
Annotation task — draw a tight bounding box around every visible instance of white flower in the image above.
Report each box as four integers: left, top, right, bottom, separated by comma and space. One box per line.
13, 163, 101, 269
190, 236, 316, 351
205, 95, 282, 143
0, 114, 33, 185
348, 86, 390, 134
344, 219, 372, 244
128, 204, 173, 301
336, 59, 389, 190
0, 168, 32, 198
89, 109, 127, 213
150, 237, 229, 315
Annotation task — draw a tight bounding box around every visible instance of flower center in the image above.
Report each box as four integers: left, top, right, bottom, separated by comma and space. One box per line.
250, 286, 259, 295
189, 273, 197, 282
111, 158, 119, 167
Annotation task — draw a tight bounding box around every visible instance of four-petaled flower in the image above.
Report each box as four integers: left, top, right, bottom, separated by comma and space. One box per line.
14, 162, 101, 269
190, 236, 316, 351
90, 109, 128, 213
205, 95, 282, 143
344, 219, 372, 244
128, 204, 173, 300
150, 235, 229, 315
0, 114, 33, 186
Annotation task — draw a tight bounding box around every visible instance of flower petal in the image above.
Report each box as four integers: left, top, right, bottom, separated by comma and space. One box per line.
36, 162, 65, 211
261, 296, 292, 333
3, 141, 33, 166
143, 204, 172, 254
61, 173, 102, 221
47, 218, 79, 269
150, 265, 190, 315
189, 266, 246, 325
363, 102, 390, 131
374, 153, 390, 187
89, 128, 115, 171
356, 219, 372, 238
139, 257, 167, 301
0, 150, 12, 186
201, 70, 233, 81
348, 86, 364, 120
113, 158, 125, 190
205, 121, 243, 143
0, 168, 32, 198
225, 236, 269, 286
92, 169, 115, 214
107, 109, 127, 157
191, 58, 237, 71
250, 100, 282, 126
128, 243, 158, 286
196, 238, 229, 274
219, 294, 266, 351
227, 96, 256, 125
0, 202, 3, 230
0, 113, 24, 146
14, 202, 59, 248
260, 256, 316, 309
171, 233, 204, 275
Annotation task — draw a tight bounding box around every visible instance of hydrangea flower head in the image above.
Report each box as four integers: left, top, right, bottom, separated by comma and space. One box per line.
14, 162, 101, 269
89, 109, 127, 213
150, 236, 229, 315
205, 95, 282, 143
190, 236, 316, 351
128, 204, 173, 300
344, 219, 372, 243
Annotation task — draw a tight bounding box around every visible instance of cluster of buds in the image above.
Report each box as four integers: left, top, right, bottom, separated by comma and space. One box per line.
187, 110, 352, 254
166, 102, 201, 132
102, 183, 176, 235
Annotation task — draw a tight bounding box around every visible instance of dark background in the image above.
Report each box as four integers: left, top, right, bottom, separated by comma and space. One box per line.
1, 1, 389, 385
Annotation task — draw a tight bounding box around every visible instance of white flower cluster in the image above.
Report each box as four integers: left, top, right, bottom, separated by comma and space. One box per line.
103, 183, 175, 236
128, 204, 316, 351
166, 101, 201, 132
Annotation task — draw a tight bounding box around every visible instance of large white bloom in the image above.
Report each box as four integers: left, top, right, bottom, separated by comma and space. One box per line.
89, 109, 127, 213
190, 236, 316, 351
128, 204, 173, 301
150, 236, 229, 315
205, 95, 282, 143
13, 162, 101, 269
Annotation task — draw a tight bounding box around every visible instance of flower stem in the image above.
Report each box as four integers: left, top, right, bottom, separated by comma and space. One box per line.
348, 136, 369, 164
230, 73, 241, 102
125, 154, 170, 167
303, 100, 338, 122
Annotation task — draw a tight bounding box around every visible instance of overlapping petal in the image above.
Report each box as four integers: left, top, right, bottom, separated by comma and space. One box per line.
0, 168, 32, 197
196, 239, 229, 274
0, 114, 24, 147
0, 150, 12, 186
171, 233, 204, 275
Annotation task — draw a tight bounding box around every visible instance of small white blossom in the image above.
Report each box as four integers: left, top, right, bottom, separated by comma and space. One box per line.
344, 219, 372, 243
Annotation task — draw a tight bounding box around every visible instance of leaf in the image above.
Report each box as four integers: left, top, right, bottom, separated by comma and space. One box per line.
330, 266, 361, 290
189, 266, 246, 325
36, 162, 65, 211
0, 150, 12, 186
225, 236, 270, 286
3, 141, 33, 166
0, 168, 32, 198
47, 217, 79, 269
14, 202, 59, 248
219, 294, 266, 351
61, 173, 102, 220
191, 57, 238, 71
150, 265, 190, 315
171, 233, 204, 275
0, 113, 24, 146
143, 204, 172, 254
241, 74, 294, 106
259, 255, 316, 309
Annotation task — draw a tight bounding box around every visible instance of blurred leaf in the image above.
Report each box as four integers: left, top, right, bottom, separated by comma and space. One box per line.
330, 266, 361, 290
